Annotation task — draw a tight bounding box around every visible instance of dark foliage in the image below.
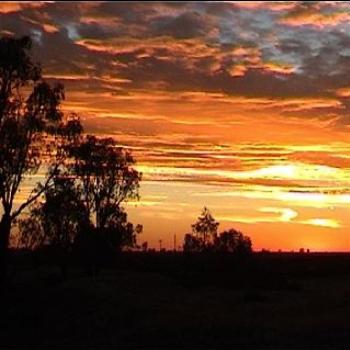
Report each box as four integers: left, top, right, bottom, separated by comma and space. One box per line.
214, 228, 252, 255
184, 207, 252, 255
0, 35, 82, 278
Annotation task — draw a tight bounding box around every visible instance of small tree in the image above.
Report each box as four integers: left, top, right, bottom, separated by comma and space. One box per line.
191, 207, 219, 246
214, 228, 252, 254
184, 208, 253, 255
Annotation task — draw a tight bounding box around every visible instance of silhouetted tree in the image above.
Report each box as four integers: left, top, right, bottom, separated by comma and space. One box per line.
69, 135, 142, 273
70, 135, 141, 230
184, 208, 252, 255
183, 208, 219, 252
73, 207, 142, 277
17, 134, 142, 276
17, 175, 87, 277
19, 176, 87, 248
0, 35, 82, 277
191, 207, 219, 246
183, 233, 202, 253
97, 206, 142, 252
214, 228, 252, 255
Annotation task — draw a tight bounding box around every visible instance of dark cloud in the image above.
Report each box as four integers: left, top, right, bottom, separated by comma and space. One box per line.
77, 22, 123, 40
151, 12, 213, 39
2, 1, 350, 121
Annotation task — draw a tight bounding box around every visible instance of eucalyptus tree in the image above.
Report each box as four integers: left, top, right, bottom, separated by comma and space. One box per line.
70, 135, 141, 230
0, 35, 82, 275
18, 176, 87, 278
18, 176, 87, 251
69, 135, 142, 254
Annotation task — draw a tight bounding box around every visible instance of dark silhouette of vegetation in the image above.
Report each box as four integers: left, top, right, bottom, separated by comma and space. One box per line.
18, 137, 142, 259
141, 241, 148, 252
0, 35, 82, 278
214, 229, 252, 255
69, 135, 141, 232
191, 206, 219, 245
18, 176, 86, 250
16, 131, 142, 278
17, 176, 87, 278
184, 207, 252, 255
183, 233, 202, 253
0, 35, 143, 280
68, 135, 142, 275
16, 119, 143, 279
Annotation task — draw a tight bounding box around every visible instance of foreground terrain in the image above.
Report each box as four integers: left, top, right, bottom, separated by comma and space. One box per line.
1, 252, 350, 348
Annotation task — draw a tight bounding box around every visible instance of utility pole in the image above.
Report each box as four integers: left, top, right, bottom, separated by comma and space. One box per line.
173, 234, 176, 252
159, 239, 162, 251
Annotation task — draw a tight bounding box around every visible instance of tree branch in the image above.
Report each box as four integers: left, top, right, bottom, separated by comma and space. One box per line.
10, 164, 58, 220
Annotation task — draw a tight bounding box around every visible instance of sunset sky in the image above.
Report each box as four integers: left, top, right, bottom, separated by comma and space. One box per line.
2, 1, 350, 251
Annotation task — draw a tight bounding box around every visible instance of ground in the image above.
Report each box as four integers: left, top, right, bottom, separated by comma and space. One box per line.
1, 252, 350, 348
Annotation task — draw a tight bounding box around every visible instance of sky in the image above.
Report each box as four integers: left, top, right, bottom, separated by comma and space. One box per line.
2, 1, 350, 251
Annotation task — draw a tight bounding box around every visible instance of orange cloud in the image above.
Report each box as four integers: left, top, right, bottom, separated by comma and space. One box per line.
280, 11, 350, 28
0, 2, 46, 14
259, 62, 296, 75
335, 87, 350, 97
233, 1, 298, 12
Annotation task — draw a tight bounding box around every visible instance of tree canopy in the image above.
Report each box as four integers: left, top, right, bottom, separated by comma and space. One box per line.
69, 135, 141, 230
191, 207, 219, 246
0, 35, 82, 273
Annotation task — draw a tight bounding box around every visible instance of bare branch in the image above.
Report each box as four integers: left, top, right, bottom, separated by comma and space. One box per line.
10, 164, 58, 220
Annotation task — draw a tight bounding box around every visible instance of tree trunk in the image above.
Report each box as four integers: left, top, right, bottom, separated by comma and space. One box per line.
0, 213, 12, 282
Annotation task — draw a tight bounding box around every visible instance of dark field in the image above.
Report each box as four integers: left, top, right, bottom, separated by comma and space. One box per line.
2, 252, 350, 349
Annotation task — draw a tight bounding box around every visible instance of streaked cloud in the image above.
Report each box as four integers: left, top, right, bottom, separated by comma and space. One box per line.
301, 218, 341, 228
